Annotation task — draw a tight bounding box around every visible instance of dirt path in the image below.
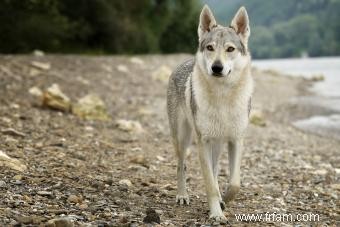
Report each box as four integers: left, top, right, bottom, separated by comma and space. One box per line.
0, 55, 339, 226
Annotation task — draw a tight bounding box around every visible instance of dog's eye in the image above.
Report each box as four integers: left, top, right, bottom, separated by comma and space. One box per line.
227, 47, 235, 52
206, 45, 214, 51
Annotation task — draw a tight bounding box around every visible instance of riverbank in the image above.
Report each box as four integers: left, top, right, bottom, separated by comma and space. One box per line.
0, 55, 338, 226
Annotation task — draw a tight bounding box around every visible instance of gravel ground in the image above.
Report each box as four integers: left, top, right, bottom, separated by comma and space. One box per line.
0, 54, 339, 226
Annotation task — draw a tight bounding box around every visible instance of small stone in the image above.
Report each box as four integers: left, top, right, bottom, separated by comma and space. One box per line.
156, 155, 165, 161
42, 84, 71, 112
29, 68, 41, 76
33, 50, 45, 57
131, 147, 142, 152
117, 64, 129, 73
119, 215, 129, 223
155, 209, 163, 215
130, 57, 144, 65
12, 180, 23, 185
47, 218, 74, 227
119, 179, 132, 187
0, 180, 6, 187
13, 175, 23, 180
0, 150, 27, 172
1, 128, 26, 138
116, 119, 144, 133
250, 110, 266, 127
37, 191, 53, 196
130, 154, 149, 167
313, 169, 328, 175
152, 65, 172, 82
29, 86, 43, 97
143, 208, 160, 224
72, 94, 110, 121
67, 194, 82, 204
78, 203, 88, 209
31, 61, 51, 70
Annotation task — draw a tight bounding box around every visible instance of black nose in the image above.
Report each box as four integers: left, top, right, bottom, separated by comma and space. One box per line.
211, 62, 223, 74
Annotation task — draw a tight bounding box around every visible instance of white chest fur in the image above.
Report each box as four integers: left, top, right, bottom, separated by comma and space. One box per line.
188, 70, 252, 141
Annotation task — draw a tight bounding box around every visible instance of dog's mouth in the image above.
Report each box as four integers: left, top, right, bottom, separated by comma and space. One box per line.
212, 72, 223, 77
212, 70, 231, 78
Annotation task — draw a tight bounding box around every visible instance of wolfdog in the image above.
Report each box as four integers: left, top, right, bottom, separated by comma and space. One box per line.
167, 5, 253, 223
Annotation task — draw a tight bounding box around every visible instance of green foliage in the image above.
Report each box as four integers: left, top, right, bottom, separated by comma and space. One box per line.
0, 0, 70, 52
0, 0, 200, 54
1, 0, 339, 57
203, 0, 340, 58
160, 0, 199, 53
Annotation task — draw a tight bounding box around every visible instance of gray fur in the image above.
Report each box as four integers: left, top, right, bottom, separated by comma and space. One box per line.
199, 27, 246, 55
167, 58, 195, 134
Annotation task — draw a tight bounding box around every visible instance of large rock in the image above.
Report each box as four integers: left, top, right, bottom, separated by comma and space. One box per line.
0, 150, 27, 172
72, 94, 110, 121
42, 84, 71, 112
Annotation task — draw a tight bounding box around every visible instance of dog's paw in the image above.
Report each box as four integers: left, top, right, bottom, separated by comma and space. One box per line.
219, 200, 226, 211
209, 213, 228, 225
176, 194, 190, 205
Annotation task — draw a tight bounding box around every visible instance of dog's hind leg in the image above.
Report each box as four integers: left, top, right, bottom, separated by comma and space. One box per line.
223, 139, 242, 203
172, 113, 192, 205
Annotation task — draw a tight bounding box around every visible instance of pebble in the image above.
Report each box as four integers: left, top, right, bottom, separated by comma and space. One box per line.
42, 83, 71, 112
46, 217, 74, 227
31, 61, 51, 70
313, 169, 328, 175
78, 203, 88, 209
130, 57, 144, 65
12, 180, 23, 185
119, 179, 132, 187
1, 128, 26, 137
37, 191, 53, 196
116, 119, 144, 134
0, 150, 27, 172
0, 180, 6, 187
152, 65, 172, 82
13, 175, 23, 180
129, 154, 148, 167
143, 208, 160, 224
117, 64, 129, 73
67, 194, 82, 204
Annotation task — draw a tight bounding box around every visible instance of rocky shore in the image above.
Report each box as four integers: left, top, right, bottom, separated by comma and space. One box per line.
0, 54, 338, 226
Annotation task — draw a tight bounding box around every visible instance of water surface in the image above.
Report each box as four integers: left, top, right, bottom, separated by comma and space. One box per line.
253, 57, 340, 140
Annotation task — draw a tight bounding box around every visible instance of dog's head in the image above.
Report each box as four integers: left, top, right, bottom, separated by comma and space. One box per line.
196, 5, 250, 82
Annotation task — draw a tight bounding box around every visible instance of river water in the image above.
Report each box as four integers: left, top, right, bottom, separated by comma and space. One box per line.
252, 57, 340, 140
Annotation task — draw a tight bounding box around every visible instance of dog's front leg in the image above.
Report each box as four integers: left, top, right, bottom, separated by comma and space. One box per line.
198, 139, 227, 223
223, 139, 242, 203
211, 140, 225, 210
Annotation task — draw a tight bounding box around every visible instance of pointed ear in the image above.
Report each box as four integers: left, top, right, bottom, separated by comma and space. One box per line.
198, 5, 217, 40
231, 6, 250, 45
